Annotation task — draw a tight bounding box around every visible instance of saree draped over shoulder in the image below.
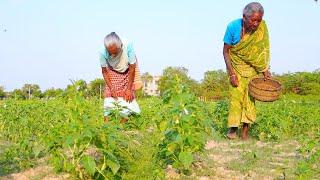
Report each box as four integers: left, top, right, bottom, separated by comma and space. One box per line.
227, 20, 270, 127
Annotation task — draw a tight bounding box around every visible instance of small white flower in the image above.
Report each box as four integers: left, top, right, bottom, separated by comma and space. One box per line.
183, 108, 189, 115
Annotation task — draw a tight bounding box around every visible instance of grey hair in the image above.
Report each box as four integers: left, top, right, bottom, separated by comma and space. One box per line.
243, 2, 264, 18
104, 32, 122, 49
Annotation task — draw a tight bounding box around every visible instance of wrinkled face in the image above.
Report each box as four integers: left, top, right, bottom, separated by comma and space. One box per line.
106, 44, 121, 57
243, 12, 263, 32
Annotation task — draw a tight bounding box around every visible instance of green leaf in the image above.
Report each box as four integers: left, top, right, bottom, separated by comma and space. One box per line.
105, 152, 120, 175
65, 135, 75, 146
51, 156, 63, 172
178, 151, 193, 169
101, 156, 107, 171
33, 143, 43, 158
82, 128, 93, 138
159, 121, 167, 132
106, 158, 120, 175
167, 143, 176, 153
81, 155, 96, 175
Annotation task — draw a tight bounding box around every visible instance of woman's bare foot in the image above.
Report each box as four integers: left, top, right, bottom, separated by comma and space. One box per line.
120, 118, 128, 123
241, 123, 250, 140
104, 116, 109, 123
227, 127, 238, 139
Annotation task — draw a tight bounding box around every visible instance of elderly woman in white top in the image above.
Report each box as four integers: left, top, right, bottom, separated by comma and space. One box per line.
99, 32, 140, 123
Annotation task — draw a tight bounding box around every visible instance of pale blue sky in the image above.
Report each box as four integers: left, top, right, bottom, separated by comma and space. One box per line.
0, 0, 319, 91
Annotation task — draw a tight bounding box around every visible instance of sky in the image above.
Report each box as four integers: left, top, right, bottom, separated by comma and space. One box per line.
0, 0, 319, 91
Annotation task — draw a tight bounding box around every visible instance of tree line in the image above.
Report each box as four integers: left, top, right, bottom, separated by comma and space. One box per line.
1, 67, 319, 100
0, 79, 105, 100
157, 67, 320, 100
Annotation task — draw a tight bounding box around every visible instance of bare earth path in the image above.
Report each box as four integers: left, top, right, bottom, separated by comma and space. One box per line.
168, 139, 300, 180
1, 139, 301, 180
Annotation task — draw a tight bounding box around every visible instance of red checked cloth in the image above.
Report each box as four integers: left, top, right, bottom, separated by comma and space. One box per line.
104, 68, 135, 98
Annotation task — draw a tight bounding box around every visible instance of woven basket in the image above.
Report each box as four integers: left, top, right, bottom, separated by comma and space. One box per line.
249, 77, 282, 102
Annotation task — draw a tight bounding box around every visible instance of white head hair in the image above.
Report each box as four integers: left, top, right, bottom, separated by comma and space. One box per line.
243, 2, 264, 19
104, 32, 122, 49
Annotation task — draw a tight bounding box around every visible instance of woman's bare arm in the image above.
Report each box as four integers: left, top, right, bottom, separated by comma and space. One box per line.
223, 43, 239, 87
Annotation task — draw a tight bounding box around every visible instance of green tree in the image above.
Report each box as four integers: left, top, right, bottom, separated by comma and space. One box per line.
65, 79, 88, 97
0, 86, 6, 99
300, 82, 320, 95
21, 84, 42, 99
200, 70, 229, 100
10, 89, 25, 100
43, 88, 64, 99
158, 67, 200, 96
88, 78, 105, 98
276, 71, 320, 95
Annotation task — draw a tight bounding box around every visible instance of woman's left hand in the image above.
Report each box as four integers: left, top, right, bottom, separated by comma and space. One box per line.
262, 70, 272, 80
124, 89, 134, 102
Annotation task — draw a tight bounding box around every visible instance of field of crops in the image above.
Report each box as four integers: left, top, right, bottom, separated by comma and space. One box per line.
0, 82, 319, 179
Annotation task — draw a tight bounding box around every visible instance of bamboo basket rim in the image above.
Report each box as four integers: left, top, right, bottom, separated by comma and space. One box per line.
249, 77, 282, 92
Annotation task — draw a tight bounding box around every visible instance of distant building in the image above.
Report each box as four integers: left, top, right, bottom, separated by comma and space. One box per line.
143, 75, 161, 96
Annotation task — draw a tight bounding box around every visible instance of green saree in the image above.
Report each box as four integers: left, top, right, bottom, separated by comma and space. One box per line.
227, 20, 270, 127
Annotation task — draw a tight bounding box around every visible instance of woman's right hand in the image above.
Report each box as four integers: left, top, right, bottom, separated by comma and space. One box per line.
262, 70, 272, 80
124, 89, 134, 103
111, 88, 118, 99
229, 74, 239, 87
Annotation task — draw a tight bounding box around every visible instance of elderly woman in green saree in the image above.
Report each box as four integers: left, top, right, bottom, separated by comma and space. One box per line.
223, 2, 271, 140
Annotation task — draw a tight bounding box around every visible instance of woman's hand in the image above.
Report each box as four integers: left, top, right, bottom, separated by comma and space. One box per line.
262, 70, 272, 80
124, 89, 134, 102
229, 74, 239, 87
110, 88, 118, 99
